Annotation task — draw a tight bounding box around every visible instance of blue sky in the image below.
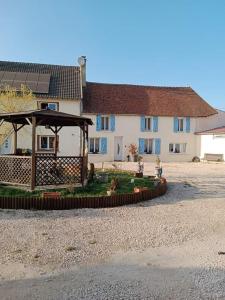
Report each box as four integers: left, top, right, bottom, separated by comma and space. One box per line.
1, 0, 225, 109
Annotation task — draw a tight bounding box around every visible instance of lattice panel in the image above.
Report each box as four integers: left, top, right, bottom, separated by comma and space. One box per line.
36, 156, 83, 186
0, 156, 31, 185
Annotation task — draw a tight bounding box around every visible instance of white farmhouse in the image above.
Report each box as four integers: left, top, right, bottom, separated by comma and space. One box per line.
0, 58, 225, 162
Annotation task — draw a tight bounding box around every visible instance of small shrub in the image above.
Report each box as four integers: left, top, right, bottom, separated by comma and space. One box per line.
192, 156, 200, 162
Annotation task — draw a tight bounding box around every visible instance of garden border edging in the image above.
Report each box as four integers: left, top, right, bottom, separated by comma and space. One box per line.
0, 178, 167, 210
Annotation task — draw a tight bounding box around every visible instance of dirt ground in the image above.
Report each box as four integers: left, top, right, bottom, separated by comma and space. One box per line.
1, 162, 225, 299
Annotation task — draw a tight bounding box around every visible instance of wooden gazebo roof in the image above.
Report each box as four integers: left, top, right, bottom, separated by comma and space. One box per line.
0, 110, 93, 127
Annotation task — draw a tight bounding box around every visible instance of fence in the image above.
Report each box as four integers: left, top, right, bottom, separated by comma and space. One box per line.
0, 155, 31, 185
35, 156, 83, 186
0, 179, 167, 210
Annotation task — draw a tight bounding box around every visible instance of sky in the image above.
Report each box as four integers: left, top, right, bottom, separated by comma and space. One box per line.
1, 0, 225, 109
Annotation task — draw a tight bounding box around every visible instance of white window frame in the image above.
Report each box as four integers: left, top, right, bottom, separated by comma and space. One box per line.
169, 143, 187, 154
39, 135, 55, 151
144, 117, 152, 131
89, 137, 100, 154
101, 116, 109, 131
177, 118, 184, 132
144, 138, 154, 154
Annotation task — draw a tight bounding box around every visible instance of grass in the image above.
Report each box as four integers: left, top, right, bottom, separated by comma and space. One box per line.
0, 169, 155, 198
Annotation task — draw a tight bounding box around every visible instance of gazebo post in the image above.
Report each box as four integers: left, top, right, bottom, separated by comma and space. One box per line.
81, 124, 85, 185
31, 116, 36, 191
54, 126, 58, 157
13, 123, 17, 155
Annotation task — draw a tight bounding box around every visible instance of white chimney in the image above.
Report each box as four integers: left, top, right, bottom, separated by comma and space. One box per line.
78, 56, 87, 87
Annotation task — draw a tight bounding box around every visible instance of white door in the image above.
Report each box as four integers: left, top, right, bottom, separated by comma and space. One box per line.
114, 136, 123, 161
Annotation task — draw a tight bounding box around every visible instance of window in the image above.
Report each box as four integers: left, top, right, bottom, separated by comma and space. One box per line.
89, 138, 100, 154
4, 139, 9, 149
38, 136, 56, 151
169, 143, 187, 153
178, 118, 184, 132
144, 139, 153, 154
39, 102, 58, 111
144, 117, 152, 131
101, 116, 109, 130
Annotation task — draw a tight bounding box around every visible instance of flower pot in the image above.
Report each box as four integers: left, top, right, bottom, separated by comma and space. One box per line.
134, 187, 149, 193
107, 190, 116, 196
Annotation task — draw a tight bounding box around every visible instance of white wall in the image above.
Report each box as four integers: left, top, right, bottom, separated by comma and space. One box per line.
14, 99, 82, 156
200, 134, 225, 159
83, 114, 198, 162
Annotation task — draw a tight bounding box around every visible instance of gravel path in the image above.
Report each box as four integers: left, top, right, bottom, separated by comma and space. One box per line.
1, 162, 225, 299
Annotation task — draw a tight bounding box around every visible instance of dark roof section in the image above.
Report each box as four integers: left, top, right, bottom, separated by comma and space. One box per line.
195, 126, 225, 135
0, 110, 93, 127
83, 82, 217, 117
0, 61, 81, 100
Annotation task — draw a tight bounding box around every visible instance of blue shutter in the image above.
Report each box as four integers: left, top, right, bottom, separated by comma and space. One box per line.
140, 116, 145, 131
153, 116, 158, 132
186, 117, 190, 133
96, 115, 101, 131
155, 138, 161, 155
173, 117, 178, 133
139, 138, 145, 154
110, 115, 115, 131
100, 138, 107, 154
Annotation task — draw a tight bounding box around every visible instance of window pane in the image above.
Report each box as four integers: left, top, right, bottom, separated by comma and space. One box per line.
144, 139, 148, 152
48, 103, 57, 111
148, 118, 151, 130
49, 137, 55, 149
101, 117, 104, 130
148, 139, 153, 153
41, 137, 48, 149
175, 144, 180, 153
90, 138, 94, 153
182, 143, 187, 153
169, 144, 173, 152
178, 119, 184, 131
95, 138, 100, 153
105, 117, 109, 130
41, 103, 48, 109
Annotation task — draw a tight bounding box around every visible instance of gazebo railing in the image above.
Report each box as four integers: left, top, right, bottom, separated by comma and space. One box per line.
0, 155, 31, 185
35, 155, 83, 186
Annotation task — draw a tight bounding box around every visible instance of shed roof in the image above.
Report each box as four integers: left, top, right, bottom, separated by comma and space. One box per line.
195, 126, 225, 135
0, 110, 93, 127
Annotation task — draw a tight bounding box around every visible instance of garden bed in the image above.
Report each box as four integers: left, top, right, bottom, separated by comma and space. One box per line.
0, 170, 167, 210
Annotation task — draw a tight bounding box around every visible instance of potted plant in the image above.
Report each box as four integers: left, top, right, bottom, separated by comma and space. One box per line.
135, 155, 144, 177
128, 143, 138, 162
155, 156, 162, 178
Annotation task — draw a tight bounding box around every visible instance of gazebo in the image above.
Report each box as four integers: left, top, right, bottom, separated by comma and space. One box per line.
0, 110, 93, 190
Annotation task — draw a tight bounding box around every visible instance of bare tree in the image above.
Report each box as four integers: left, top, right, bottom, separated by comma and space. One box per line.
0, 84, 36, 146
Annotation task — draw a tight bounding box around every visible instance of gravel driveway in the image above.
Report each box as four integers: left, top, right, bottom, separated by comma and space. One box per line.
0, 162, 225, 299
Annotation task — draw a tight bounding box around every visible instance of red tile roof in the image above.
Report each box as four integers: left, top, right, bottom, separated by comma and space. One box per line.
195, 126, 225, 135
83, 82, 217, 117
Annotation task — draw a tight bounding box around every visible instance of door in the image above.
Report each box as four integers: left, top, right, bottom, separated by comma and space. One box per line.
114, 136, 123, 161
